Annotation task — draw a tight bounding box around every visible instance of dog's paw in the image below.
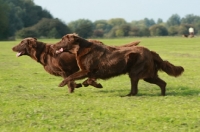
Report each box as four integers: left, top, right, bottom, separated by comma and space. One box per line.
82, 81, 89, 87
96, 83, 103, 88
59, 81, 67, 87
75, 83, 82, 88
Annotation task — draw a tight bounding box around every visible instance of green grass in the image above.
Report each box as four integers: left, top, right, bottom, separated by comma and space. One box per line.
0, 37, 200, 132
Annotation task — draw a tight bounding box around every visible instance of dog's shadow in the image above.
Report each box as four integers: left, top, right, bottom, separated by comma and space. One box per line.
166, 86, 200, 96
94, 86, 200, 97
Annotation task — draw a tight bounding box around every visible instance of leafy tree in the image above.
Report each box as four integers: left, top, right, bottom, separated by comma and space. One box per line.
131, 18, 155, 28
181, 14, 200, 24
166, 14, 181, 27
138, 27, 150, 36
5, 0, 52, 37
21, 2, 52, 27
128, 27, 140, 36
93, 20, 112, 34
16, 27, 38, 38
105, 27, 118, 38
115, 29, 124, 37
68, 19, 93, 38
0, 0, 9, 40
131, 20, 142, 27
48, 28, 60, 38
16, 18, 70, 38
6, 2, 24, 37
168, 26, 179, 36
107, 18, 127, 27
119, 24, 131, 36
157, 18, 163, 24
149, 25, 168, 36
143, 18, 155, 27
35, 18, 70, 38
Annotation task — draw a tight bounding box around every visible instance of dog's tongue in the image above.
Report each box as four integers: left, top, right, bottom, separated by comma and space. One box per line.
56, 48, 63, 54
59, 48, 63, 52
16, 52, 21, 57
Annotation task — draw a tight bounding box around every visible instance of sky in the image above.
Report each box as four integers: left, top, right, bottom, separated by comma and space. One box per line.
34, 0, 200, 24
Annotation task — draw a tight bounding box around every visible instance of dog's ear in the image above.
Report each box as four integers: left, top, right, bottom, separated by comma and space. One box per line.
31, 41, 37, 48
28, 38, 37, 48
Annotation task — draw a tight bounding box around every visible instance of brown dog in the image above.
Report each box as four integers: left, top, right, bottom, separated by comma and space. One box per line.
53, 34, 184, 96
12, 37, 140, 93
12, 37, 85, 92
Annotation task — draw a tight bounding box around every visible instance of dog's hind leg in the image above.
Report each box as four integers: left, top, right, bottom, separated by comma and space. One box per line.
125, 77, 139, 96
143, 77, 166, 96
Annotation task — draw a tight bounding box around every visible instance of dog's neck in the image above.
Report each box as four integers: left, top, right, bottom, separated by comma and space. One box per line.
78, 38, 92, 48
34, 41, 47, 65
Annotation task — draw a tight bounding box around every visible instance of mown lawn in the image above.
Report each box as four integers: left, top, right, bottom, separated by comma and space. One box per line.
0, 37, 200, 132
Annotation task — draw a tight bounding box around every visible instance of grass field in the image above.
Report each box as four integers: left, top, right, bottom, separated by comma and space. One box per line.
0, 37, 200, 132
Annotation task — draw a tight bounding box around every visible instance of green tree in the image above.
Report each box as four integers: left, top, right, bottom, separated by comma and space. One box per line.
16, 18, 70, 38
48, 28, 60, 38
138, 27, 150, 36
166, 14, 181, 27
16, 27, 39, 38
143, 18, 155, 27
168, 26, 179, 36
6, 2, 24, 37
157, 18, 163, 24
149, 25, 168, 36
181, 14, 200, 24
131, 18, 155, 28
35, 18, 70, 38
115, 29, 124, 37
93, 20, 112, 36
128, 27, 140, 36
107, 18, 127, 27
120, 24, 131, 36
5, 0, 52, 37
106, 27, 117, 38
0, 0, 9, 40
68, 19, 93, 38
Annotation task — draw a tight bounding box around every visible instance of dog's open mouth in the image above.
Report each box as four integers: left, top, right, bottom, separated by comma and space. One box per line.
16, 52, 22, 57
56, 48, 64, 54
15, 51, 25, 57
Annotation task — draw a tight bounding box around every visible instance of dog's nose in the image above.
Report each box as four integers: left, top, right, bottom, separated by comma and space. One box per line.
12, 47, 15, 51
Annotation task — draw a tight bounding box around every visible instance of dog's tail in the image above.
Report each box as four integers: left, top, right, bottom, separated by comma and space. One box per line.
151, 51, 184, 77
118, 41, 140, 48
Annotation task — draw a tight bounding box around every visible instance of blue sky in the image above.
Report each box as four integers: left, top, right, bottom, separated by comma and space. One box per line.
34, 0, 200, 24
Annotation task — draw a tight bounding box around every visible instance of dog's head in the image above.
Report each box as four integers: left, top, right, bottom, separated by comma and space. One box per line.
12, 37, 37, 57
52, 33, 91, 54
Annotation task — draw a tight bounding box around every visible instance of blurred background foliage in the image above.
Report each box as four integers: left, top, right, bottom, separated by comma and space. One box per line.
0, 0, 200, 40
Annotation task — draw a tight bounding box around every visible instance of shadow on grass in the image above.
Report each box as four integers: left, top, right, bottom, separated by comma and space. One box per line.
94, 86, 200, 97
166, 86, 200, 96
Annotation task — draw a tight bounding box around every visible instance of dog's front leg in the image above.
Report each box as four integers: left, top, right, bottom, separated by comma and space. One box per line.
59, 70, 89, 87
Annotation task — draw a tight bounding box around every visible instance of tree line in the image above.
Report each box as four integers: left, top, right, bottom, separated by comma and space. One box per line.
0, 0, 200, 40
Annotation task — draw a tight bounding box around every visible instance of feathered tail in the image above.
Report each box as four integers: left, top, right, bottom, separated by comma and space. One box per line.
151, 51, 184, 77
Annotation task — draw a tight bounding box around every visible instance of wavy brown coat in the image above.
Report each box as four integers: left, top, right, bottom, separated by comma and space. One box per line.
12, 38, 140, 93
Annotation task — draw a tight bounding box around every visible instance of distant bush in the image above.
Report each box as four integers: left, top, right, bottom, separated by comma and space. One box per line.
16, 18, 71, 38
149, 25, 168, 36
